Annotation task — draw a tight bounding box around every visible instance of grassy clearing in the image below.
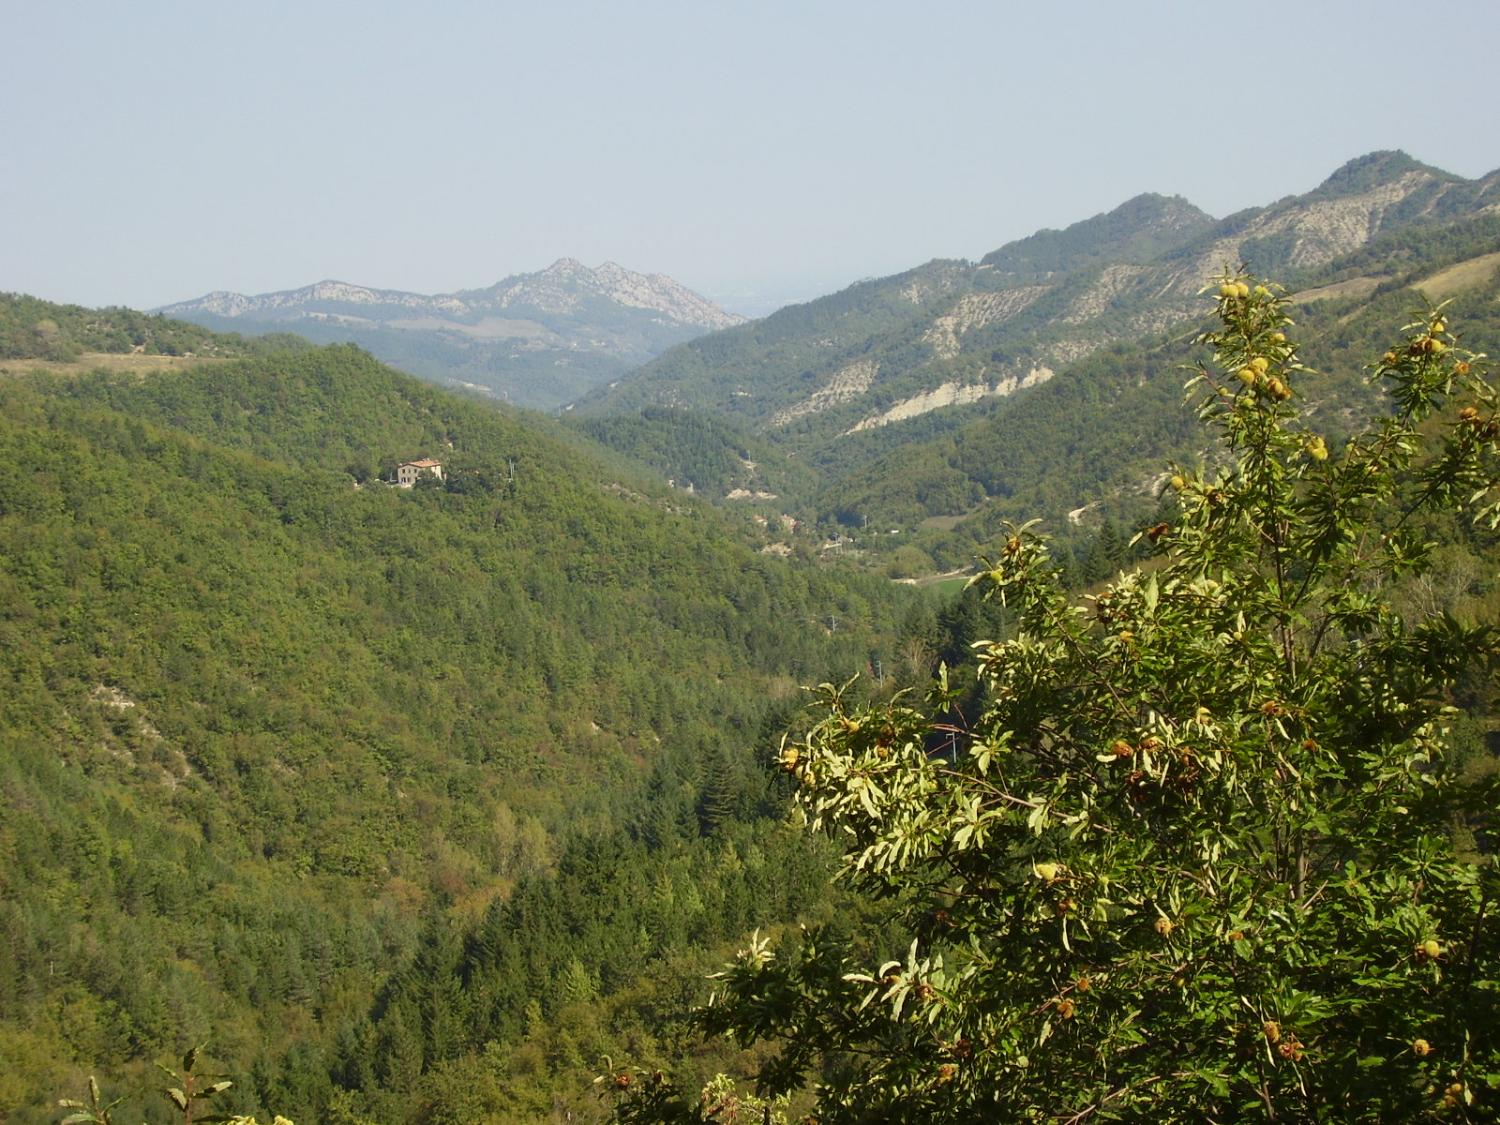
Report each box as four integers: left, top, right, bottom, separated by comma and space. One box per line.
926, 574, 971, 596
918, 514, 967, 532
1291, 276, 1383, 304
892, 568, 973, 594
0, 352, 229, 379
1416, 250, 1500, 301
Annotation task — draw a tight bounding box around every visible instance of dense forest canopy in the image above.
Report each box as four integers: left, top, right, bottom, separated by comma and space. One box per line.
0, 330, 926, 1122
0, 292, 288, 362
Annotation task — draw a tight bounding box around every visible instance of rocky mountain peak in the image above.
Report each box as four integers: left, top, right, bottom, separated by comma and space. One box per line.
484, 260, 744, 330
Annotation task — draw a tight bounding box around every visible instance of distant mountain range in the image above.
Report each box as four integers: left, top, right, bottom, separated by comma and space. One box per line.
578, 152, 1500, 452
158, 258, 743, 409
568, 151, 1500, 572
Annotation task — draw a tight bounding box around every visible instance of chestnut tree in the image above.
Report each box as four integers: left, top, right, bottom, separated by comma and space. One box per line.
610, 279, 1500, 1122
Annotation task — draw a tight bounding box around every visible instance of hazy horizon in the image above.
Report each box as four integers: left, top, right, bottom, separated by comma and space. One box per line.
6, 0, 1500, 316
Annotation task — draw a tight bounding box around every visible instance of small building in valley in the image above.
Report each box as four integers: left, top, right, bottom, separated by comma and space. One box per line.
397, 458, 445, 488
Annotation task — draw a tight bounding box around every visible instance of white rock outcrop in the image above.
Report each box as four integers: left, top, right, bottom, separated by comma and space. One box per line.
844, 365, 1054, 433
771, 359, 879, 427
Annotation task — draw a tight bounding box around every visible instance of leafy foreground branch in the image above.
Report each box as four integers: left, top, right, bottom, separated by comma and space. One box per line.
606, 278, 1500, 1122
58, 1047, 291, 1125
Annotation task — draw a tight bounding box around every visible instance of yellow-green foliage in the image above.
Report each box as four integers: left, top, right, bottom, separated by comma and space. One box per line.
611, 281, 1500, 1122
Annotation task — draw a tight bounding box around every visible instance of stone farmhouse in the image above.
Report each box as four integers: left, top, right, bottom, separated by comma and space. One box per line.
396, 458, 444, 488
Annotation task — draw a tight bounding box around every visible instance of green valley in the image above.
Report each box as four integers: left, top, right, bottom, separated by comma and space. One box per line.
0, 323, 920, 1122
4, 151, 1500, 1125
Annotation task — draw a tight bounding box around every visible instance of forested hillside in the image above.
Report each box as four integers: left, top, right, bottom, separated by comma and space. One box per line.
0, 334, 919, 1122
576, 188, 1500, 580
1, 292, 284, 362
818, 211, 1500, 570
568, 406, 817, 512
578, 152, 1499, 486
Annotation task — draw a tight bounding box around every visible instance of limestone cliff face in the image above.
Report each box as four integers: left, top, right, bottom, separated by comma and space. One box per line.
843, 366, 1055, 434
167, 280, 472, 319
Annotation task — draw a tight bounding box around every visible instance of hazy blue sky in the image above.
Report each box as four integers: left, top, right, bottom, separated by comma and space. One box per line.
5, 0, 1499, 315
